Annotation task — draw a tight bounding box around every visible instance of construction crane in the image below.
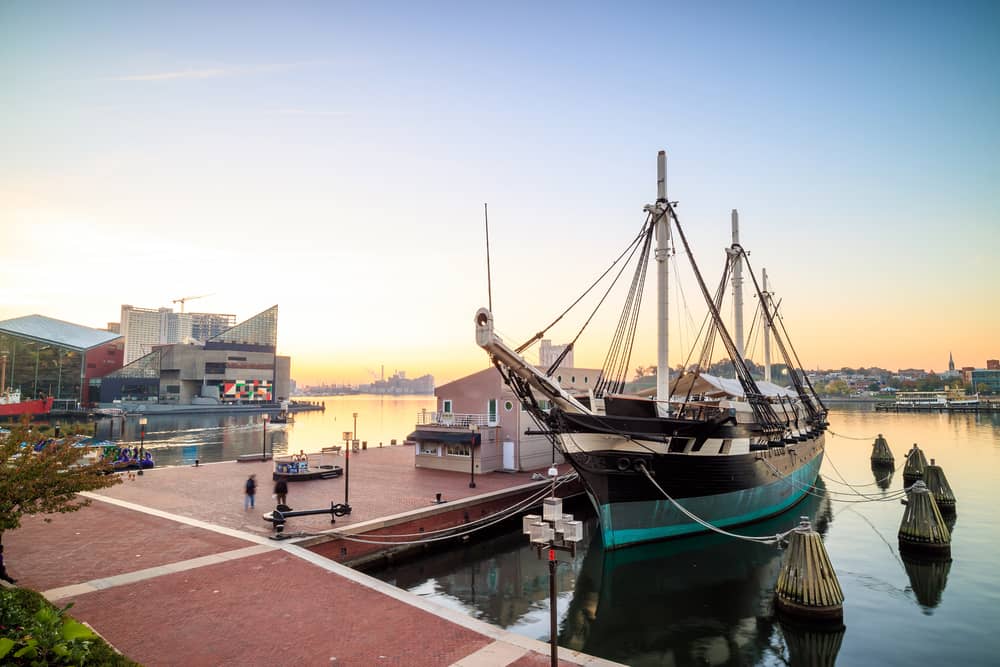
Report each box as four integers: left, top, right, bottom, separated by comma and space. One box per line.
172, 294, 212, 313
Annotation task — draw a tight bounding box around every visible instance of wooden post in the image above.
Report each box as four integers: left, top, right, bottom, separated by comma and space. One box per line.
924, 459, 956, 515
775, 518, 844, 624
898, 480, 951, 558
870, 433, 894, 466
902, 443, 928, 485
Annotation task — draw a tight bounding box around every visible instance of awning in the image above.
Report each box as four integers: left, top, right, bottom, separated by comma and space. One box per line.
406, 429, 481, 445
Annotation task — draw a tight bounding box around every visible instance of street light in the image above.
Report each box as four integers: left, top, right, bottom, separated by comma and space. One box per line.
262, 413, 270, 459
469, 424, 478, 488
138, 416, 147, 476
522, 467, 583, 667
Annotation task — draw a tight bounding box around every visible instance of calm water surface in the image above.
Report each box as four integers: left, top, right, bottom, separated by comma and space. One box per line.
104, 394, 435, 467
105, 401, 1000, 665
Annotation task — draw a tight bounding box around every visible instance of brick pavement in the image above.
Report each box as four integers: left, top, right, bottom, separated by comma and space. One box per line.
4, 448, 620, 667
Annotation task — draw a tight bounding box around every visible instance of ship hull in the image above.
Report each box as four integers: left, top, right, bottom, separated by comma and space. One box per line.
562, 432, 824, 549
0, 397, 54, 418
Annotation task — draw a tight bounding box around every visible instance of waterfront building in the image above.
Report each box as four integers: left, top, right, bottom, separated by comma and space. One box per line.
100, 305, 290, 406
408, 365, 601, 474
120, 304, 236, 364
970, 368, 1000, 395
0, 314, 124, 407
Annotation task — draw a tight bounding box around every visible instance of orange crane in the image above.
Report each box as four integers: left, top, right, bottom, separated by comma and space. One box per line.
172, 294, 212, 313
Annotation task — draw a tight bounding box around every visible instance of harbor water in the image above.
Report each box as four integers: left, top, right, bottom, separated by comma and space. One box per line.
98, 400, 1000, 665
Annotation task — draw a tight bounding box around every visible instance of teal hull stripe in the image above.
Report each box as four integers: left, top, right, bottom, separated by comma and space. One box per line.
599, 453, 823, 549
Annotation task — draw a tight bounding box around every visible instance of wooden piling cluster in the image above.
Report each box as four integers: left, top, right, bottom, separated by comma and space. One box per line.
902, 443, 928, 485
870, 434, 894, 466
898, 480, 951, 557
775, 518, 844, 624
924, 459, 956, 515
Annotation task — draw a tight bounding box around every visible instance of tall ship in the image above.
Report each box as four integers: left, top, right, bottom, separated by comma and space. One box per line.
475, 150, 828, 549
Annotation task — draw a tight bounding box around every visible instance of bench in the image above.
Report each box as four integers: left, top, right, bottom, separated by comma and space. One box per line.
321, 446, 342, 455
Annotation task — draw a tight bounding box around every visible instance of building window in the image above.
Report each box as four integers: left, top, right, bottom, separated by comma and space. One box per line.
584, 376, 588, 383
571, 376, 576, 383
504, 400, 514, 411
205, 362, 226, 375
442, 399, 453, 414
446, 443, 471, 457
488, 399, 498, 425
418, 443, 441, 456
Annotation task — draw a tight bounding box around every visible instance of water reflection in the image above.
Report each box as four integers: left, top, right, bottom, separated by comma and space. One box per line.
561, 480, 834, 666
902, 556, 952, 614
871, 462, 895, 491
777, 619, 845, 667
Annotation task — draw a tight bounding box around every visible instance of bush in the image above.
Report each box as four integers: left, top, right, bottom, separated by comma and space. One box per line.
0, 587, 141, 666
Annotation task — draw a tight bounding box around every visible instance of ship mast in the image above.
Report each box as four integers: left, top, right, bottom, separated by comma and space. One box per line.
763, 268, 772, 383
643, 150, 671, 414
730, 209, 745, 359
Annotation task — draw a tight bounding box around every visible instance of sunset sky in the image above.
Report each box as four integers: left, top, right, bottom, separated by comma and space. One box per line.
2, 2, 997, 386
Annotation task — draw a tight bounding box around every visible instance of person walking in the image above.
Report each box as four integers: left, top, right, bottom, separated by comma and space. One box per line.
0, 544, 17, 584
274, 477, 288, 507
244, 474, 257, 510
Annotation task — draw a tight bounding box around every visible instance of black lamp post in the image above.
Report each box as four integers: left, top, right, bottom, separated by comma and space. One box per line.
138, 416, 147, 476
262, 413, 270, 458
469, 424, 477, 488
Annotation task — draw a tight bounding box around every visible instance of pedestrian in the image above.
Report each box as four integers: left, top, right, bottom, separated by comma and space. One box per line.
244, 474, 257, 510
0, 544, 16, 585
274, 477, 288, 507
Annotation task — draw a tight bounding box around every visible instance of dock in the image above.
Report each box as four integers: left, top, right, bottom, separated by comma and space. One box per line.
3, 445, 611, 667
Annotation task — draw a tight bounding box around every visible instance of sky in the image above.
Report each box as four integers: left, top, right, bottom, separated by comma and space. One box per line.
2, 1, 998, 386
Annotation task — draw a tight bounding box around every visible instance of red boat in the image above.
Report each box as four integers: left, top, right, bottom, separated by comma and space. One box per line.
0, 391, 54, 418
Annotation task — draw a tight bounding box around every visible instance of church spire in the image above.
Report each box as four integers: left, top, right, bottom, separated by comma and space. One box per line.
949, 351, 955, 372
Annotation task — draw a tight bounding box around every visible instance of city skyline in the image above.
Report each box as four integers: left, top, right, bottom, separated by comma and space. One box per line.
3, 3, 997, 386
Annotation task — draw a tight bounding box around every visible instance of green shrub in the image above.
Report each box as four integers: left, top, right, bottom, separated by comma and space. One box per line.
0, 588, 141, 666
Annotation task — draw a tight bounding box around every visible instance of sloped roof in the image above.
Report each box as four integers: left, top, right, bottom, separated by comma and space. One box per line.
670, 372, 797, 399
0, 314, 121, 351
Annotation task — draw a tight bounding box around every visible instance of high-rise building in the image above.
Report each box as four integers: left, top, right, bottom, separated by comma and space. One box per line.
120, 305, 236, 364
539, 339, 574, 371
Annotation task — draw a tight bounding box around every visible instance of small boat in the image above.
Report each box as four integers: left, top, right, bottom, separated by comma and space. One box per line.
475, 150, 828, 549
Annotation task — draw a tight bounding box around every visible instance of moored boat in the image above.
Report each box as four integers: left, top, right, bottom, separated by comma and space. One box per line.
475, 150, 827, 549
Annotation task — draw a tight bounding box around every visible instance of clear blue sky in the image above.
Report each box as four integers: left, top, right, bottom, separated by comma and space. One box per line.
2, 1, 997, 384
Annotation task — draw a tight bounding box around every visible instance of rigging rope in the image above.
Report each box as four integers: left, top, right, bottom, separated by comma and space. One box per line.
637, 463, 796, 545
827, 428, 879, 441
518, 218, 651, 354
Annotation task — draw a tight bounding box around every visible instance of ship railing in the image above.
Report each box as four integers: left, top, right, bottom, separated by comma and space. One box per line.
415, 411, 493, 427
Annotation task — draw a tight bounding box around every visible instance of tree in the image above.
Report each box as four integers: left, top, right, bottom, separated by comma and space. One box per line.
0, 419, 121, 548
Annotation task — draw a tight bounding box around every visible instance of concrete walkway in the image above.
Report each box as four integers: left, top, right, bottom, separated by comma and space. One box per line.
4, 447, 619, 667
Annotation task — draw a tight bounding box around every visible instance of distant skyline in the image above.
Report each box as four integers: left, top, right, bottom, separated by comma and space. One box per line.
3, 2, 997, 386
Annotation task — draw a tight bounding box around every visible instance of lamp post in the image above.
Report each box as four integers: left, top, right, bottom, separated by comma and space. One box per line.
262, 413, 270, 459
138, 416, 147, 476
522, 467, 582, 667
469, 424, 478, 488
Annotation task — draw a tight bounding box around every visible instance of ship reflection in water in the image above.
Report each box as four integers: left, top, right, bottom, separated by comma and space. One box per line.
374, 479, 847, 666
562, 478, 837, 666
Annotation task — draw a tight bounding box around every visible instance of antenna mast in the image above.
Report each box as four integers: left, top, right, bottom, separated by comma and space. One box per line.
485, 203, 493, 312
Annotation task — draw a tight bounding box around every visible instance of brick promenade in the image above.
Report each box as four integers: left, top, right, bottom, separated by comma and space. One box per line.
4, 446, 619, 667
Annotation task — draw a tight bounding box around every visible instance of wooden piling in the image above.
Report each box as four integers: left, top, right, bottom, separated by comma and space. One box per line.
924, 459, 956, 515
870, 433, 894, 466
898, 480, 951, 557
902, 443, 928, 485
775, 518, 844, 624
